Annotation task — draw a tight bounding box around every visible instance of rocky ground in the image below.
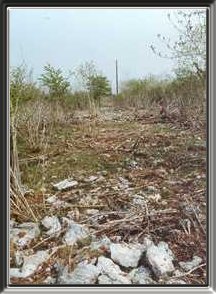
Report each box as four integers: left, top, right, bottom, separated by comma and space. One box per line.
10, 107, 207, 285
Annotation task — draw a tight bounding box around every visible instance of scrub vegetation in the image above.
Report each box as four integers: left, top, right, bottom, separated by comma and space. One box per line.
10, 10, 207, 285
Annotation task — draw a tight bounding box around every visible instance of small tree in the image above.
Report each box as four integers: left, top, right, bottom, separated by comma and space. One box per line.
73, 61, 111, 113
150, 10, 206, 78
87, 75, 111, 107
10, 64, 40, 108
39, 64, 70, 99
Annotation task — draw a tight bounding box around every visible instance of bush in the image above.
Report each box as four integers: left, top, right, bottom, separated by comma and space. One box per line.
39, 63, 70, 100
113, 72, 205, 120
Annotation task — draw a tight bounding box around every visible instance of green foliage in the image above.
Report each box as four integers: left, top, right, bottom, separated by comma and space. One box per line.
117, 72, 205, 113
119, 76, 169, 108
72, 61, 111, 110
87, 75, 111, 105
10, 64, 41, 112
39, 64, 70, 99
65, 91, 89, 110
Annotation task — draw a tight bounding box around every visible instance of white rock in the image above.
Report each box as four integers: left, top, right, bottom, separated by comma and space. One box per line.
15, 251, 24, 267
110, 243, 144, 268
148, 193, 161, 203
90, 236, 112, 252
52, 200, 69, 209
98, 274, 114, 284
166, 279, 186, 284
61, 217, 71, 225
179, 256, 202, 272
46, 195, 58, 204
10, 268, 24, 279
132, 195, 146, 206
58, 263, 100, 284
43, 276, 57, 284
146, 241, 175, 278
63, 222, 89, 245
10, 222, 40, 248
97, 256, 131, 284
143, 237, 154, 248
41, 216, 61, 236
173, 269, 183, 276
118, 177, 130, 190
129, 266, 155, 284
85, 176, 98, 182
10, 219, 17, 229
128, 160, 138, 168
53, 179, 78, 191
95, 176, 105, 182
10, 250, 49, 278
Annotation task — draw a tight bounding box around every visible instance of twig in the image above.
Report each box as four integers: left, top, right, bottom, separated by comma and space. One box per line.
174, 263, 206, 278
32, 228, 67, 250
143, 200, 150, 233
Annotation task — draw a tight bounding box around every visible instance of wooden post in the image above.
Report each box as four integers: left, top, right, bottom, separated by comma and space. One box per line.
115, 59, 119, 95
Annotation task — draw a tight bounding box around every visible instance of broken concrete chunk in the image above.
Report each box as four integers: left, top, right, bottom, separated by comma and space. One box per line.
10, 219, 17, 229
85, 175, 98, 182
110, 243, 144, 268
43, 276, 57, 284
132, 195, 146, 206
166, 279, 186, 284
146, 241, 175, 278
10, 250, 49, 279
52, 200, 69, 209
179, 255, 202, 272
143, 237, 154, 249
98, 274, 115, 284
10, 268, 24, 279
129, 266, 155, 284
57, 263, 100, 284
10, 222, 40, 249
118, 177, 130, 190
97, 256, 131, 284
148, 193, 161, 203
46, 195, 58, 204
53, 179, 78, 191
63, 221, 90, 245
90, 236, 112, 252
15, 251, 24, 267
41, 216, 61, 236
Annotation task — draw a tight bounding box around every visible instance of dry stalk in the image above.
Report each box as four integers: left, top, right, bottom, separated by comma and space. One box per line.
32, 227, 68, 250
174, 263, 206, 279
10, 168, 38, 222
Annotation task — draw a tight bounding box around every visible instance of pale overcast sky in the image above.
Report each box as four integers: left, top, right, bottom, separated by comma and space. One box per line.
9, 8, 205, 90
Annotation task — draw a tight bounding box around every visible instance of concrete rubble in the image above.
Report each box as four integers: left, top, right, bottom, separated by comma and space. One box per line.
128, 266, 155, 284
110, 243, 145, 268
179, 255, 202, 272
10, 250, 49, 279
10, 222, 40, 248
97, 256, 132, 284
146, 241, 175, 278
53, 179, 78, 191
57, 262, 100, 284
41, 216, 62, 236
9, 217, 197, 285
63, 221, 90, 245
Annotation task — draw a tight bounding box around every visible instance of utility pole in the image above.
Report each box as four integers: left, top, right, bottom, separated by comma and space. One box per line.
115, 59, 119, 95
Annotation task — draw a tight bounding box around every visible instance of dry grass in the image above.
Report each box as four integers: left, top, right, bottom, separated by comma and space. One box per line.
10, 101, 207, 285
